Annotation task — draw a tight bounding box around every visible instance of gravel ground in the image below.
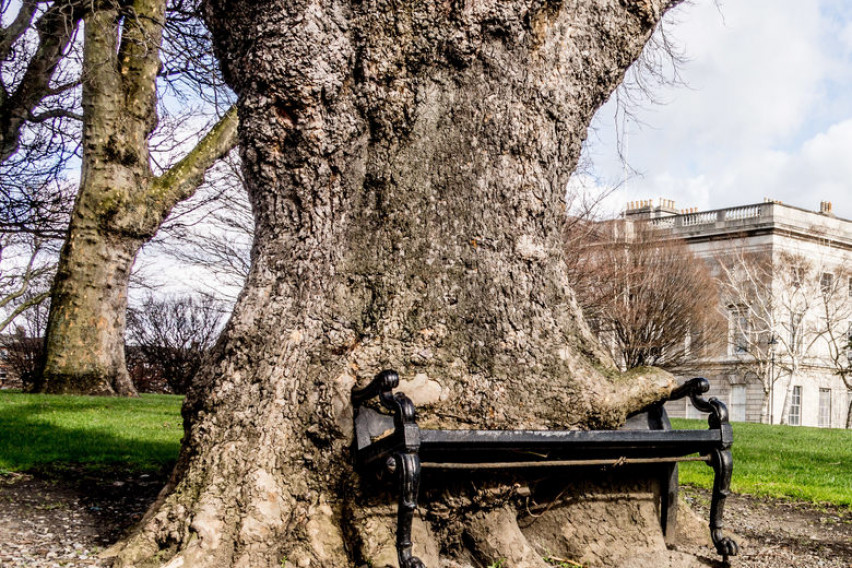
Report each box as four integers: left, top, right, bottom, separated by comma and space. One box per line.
0, 470, 849, 567
681, 488, 851, 568
0, 468, 165, 568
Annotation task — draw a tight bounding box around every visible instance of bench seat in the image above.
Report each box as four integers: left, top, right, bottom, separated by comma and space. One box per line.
352, 370, 738, 568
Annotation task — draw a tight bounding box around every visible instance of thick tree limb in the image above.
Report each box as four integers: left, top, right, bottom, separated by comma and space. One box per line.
0, 0, 85, 162
44, 79, 81, 96
0, 0, 38, 61
150, 105, 239, 211
117, 0, 165, 131
28, 107, 83, 122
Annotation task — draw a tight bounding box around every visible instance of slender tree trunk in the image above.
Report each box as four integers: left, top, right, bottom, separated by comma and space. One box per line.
113, 1, 684, 566
760, 384, 770, 424
41, 3, 238, 395
760, 365, 775, 424
845, 392, 851, 428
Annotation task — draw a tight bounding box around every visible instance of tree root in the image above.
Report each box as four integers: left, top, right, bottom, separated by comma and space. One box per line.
466, 506, 551, 568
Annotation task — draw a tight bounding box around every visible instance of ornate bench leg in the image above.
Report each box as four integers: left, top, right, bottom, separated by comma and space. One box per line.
393, 451, 425, 568
708, 448, 739, 559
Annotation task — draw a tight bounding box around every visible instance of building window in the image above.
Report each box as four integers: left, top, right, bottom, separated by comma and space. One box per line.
847, 322, 852, 361
820, 272, 834, 295
729, 306, 750, 355
791, 266, 805, 289
730, 385, 747, 422
818, 389, 831, 428
788, 386, 802, 426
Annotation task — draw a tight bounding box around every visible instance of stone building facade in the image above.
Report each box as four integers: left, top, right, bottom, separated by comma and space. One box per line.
623, 199, 851, 428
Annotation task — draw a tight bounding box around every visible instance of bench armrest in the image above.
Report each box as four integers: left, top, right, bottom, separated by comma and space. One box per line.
352, 369, 418, 431
352, 369, 399, 408
667, 377, 731, 445
668, 377, 710, 402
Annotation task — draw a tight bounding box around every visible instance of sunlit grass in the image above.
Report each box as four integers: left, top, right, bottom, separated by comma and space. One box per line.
0, 390, 183, 472
0, 391, 848, 508
671, 418, 852, 508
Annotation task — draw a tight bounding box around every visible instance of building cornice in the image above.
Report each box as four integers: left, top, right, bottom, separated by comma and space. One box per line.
639, 202, 852, 252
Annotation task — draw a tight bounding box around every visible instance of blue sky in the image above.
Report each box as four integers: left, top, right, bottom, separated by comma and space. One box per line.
578, 0, 852, 220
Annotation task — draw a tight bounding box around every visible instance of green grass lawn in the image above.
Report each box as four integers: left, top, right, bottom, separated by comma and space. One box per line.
0, 390, 183, 472
671, 418, 852, 508
0, 391, 848, 508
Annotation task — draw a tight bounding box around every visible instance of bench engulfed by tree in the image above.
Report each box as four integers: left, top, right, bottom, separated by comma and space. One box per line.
104, 1, 725, 567
352, 370, 737, 568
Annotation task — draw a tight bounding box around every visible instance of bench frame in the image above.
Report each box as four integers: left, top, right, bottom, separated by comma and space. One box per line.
352, 370, 739, 568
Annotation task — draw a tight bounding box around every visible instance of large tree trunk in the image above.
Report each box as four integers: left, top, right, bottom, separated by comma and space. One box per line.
113, 0, 685, 566
41, 5, 159, 395
41, 3, 237, 395
43, 227, 141, 395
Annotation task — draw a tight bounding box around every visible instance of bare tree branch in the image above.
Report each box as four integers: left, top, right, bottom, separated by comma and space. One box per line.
0, 0, 86, 162
28, 107, 82, 122
568, 220, 722, 370
150, 104, 238, 209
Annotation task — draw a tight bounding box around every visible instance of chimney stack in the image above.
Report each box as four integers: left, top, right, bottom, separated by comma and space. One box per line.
820, 201, 833, 215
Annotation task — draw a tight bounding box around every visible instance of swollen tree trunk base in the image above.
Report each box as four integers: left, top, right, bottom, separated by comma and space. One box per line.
111, 365, 685, 568
114, 468, 713, 568
343, 471, 716, 568
112, 0, 689, 565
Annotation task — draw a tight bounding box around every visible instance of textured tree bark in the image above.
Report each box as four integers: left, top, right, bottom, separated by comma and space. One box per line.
113, 0, 685, 565
41, 3, 238, 395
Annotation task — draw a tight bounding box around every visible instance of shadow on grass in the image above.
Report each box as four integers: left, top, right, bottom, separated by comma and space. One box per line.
0, 395, 182, 473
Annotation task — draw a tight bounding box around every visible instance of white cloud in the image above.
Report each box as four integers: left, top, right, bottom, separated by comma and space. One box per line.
584, 0, 852, 219
661, 0, 825, 150
841, 21, 852, 54
610, 119, 852, 218
738, 120, 852, 213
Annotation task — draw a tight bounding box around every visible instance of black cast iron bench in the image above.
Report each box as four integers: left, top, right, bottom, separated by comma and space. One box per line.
352, 370, 739, 568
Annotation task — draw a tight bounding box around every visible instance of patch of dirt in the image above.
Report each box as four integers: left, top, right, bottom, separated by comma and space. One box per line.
0, 470, 848, 567
678, 487, 852, 568
0, 467, 169, 568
